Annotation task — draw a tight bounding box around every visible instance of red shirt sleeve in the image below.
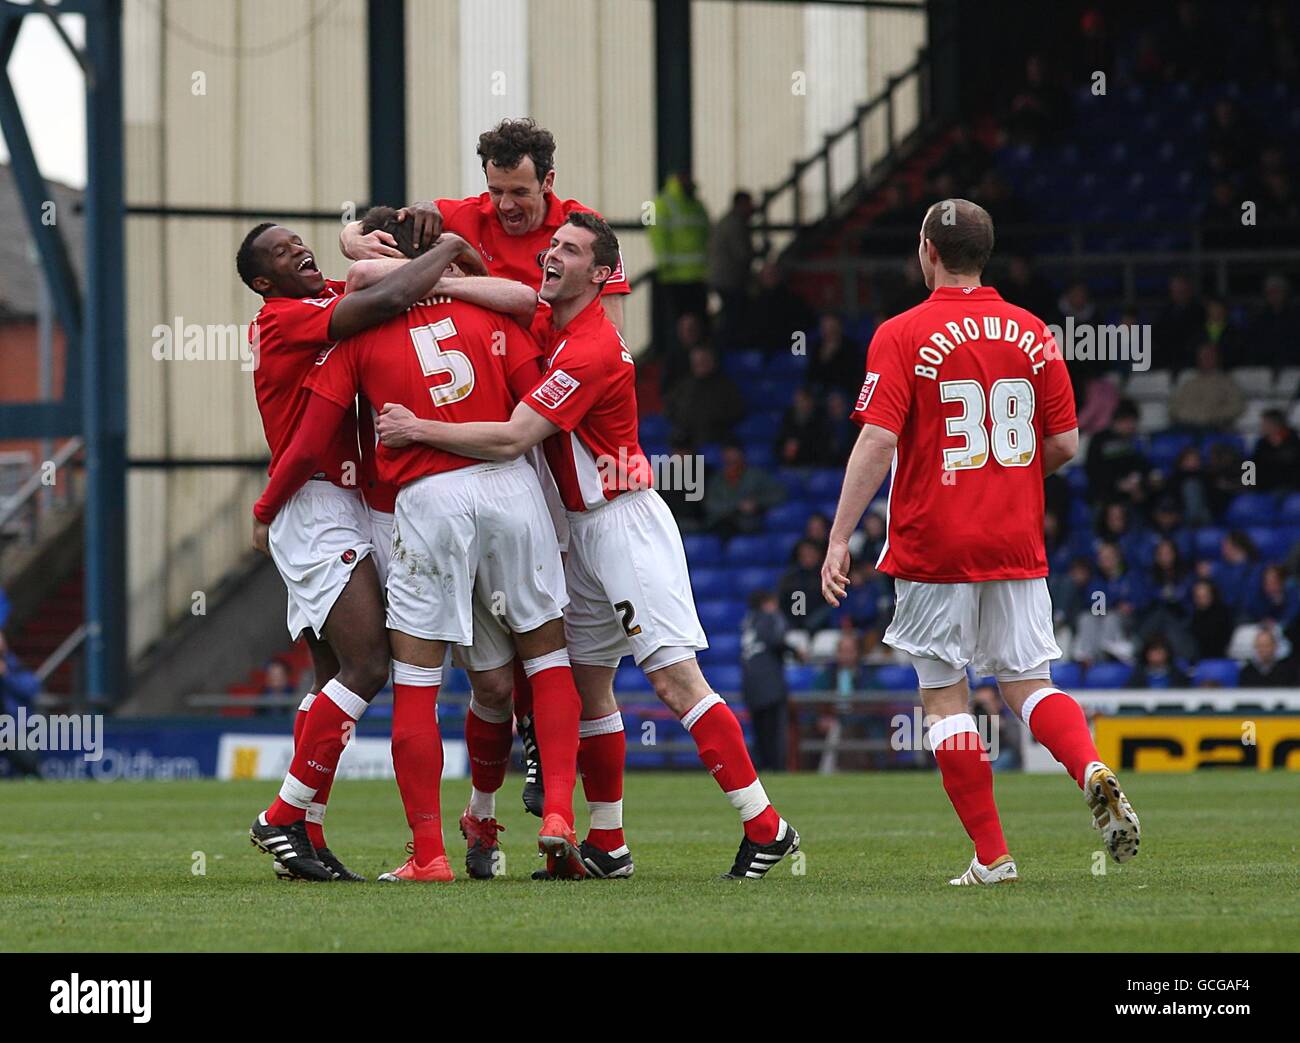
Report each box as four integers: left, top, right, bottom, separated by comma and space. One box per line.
1040, 332, 1078, 436
850, 319, 914, 435
501, 320, 545, 402
253, 392, 350, 523
523, 339, 605, 434
304, 336, 363, 409
263, 282, 346, 351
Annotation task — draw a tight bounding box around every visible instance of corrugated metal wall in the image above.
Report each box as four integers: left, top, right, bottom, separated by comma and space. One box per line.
122, 0, 924, 656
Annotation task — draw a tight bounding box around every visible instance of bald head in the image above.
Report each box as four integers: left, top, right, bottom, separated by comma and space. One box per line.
920, 198, 995, 277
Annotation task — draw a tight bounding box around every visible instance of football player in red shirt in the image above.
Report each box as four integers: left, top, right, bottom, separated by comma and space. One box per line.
821, 199, 1140, 885
377, 213, 800, 881
240, 223, 477, 882
253, 211, 586, 882
342, 119, 629, 820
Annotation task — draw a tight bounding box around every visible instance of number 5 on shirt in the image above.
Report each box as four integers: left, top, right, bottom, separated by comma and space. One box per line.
411, 317, 475, 407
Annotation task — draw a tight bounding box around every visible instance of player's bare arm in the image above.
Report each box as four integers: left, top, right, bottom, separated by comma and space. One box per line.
821, 422, 898, 606
1042, 427, 1080, 476
431, 275, 539, 325
602, 293, 624, 332
376, 399, 558, 461
344, 257, 407, 294
327, 233, 468, 340
340, 200, 444, 259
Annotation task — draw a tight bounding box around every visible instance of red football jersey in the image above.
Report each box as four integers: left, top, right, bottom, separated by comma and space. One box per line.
305, 298, 543, 489
851, 285, 1076, 583
251, 279, 359, 487
524, 295, 652, 512
437, 193, 630, 296
355, 396, 397, 513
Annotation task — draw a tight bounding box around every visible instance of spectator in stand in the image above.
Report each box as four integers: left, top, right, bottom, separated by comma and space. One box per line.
1005, 53, 1070, 148
824, 389, 857, 465
748, 262, 816, 352
1217, 531, 1263, 617
649, 171, 710, 342
1153, 274, 1205, 370
1248, 405, 1300, 491
1000, 254, 1059, 326
1168, 446, 1213, 526
664, 344, 746, 446
1095, 500, 1152, 567
1244, 564, 1300, 627
1190, 578, 1235, 659
1044, 507, 1065, 568
1200, 297, 1247, 361
1169, 343, 1246, 431
1085, 398, 1149, 506
1128, 635, 1192, 689
802, 512, 831, 555
0, 587, 9, 630
1049, 556, 1094, 635
1239, 626, 1300, 687
971, 683, 1021, 771
1072, 542, 1141, 665
1140, 538, 1196, 660
740, 589, 797, 772
776, 387, 832, 467
0, 629, 41, 777
878, 254, 929, 321
708, 190, 756, 349
1204, 99, 1259, 175
262, 658, 297, 712
807, 314, 865, 395
1202, 181, 1251, 250
927, 124, 992, 195
1204, 439, 1245, 519
1247, 274, 1299, 362
659, 310, 712, 395
836, 559, 892, 642
847, 509, 887, 564
702, 443, 786, 539
1057, 279, 1097, 327
1075, 373, 1120, 434
779, 539, 833, 633
814, 631, 870, 775
1147, 496, 1185, 540
657, 438, 707, 533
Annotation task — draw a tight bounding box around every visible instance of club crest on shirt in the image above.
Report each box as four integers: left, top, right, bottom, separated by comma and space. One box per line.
856, 371, 881, 411
532, 369, 580, 409
340, 548, 357, 565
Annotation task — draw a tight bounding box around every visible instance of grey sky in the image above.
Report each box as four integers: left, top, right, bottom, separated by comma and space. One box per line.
0, 12, 87, 188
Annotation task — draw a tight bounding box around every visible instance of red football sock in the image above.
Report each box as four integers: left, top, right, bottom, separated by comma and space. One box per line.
930, 714, 1008, 866
292, 694, 333, 849
682, 694, 780, 844
465, 698, 513, 796
512, 657, 534, 726
524, 655, 580, 825
265, 681, 364, 826
391, 664, 445, 864
1024, 689, 1100, 788
578, 712, 626, 851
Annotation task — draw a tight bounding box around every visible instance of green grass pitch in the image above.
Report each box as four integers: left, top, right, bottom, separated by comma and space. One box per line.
1, 771, 1296, 952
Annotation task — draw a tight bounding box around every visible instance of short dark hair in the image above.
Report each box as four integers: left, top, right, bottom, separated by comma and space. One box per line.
477, 118, 556, 182
565, 211, 620, 279
359, 205, 427, 259
921, 198, 995, 275
236, 221, 277, 291
1114, 397, 1140, 422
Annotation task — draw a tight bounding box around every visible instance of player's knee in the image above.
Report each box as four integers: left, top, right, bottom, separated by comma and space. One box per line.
344, 650, 391, 699
472, 670, 513, 711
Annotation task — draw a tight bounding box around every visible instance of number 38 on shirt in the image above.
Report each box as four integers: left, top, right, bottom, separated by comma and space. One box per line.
939, 378, 1036, 471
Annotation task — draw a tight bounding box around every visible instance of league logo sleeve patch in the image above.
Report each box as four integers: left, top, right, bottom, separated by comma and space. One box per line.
532, 369, 580, 410
856, 371, 881, 412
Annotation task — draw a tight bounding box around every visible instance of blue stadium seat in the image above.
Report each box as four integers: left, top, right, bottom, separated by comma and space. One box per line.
696, 600, 742, 632
1282, 493, 1300, 522
804, 469, 843, 499
768, 352, 809, 377
726, 533, 793, 565
442, 668, 470, 694
736, 413, 781, 443
639, 414, 669, 443
733, 566, 781, 594
708, 664, 744, 694
784, 664, 819, 691
1050, 661, 1083, 690
1194, 527, 1227, 559
1193, 658, 1239, 687
766, 500, 811, 532
1246, 526, 1283, 560
682, 534, 722, 566
874, 664, 918, 690
690, 567, 731, 600
614, 665, 653, 693
1146, 431, 1195, 473
1081, 662, 1133, 688
698, 633, 742, 665
1225, 493, 1277, 525
721, 351, 765, 378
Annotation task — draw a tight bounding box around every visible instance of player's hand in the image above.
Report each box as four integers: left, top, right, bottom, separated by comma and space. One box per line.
448, 236, 488, 276
397, 201, 442, 250
345, 223, 404, 260
821, 540, 851, 606
377, 402, 420, 448
252, 519, 270, 557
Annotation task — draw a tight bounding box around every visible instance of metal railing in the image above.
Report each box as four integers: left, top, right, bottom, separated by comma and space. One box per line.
0, 435, 83, 544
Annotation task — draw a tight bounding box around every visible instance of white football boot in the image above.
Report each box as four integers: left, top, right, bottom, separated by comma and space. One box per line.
949, 853, 1019, 886
1084, 760, 1141, 862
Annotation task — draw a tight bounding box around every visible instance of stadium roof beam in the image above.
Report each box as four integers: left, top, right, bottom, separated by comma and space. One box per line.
654, 0, 692, 185
0, 0, 125, 705
367, 0, 405, 208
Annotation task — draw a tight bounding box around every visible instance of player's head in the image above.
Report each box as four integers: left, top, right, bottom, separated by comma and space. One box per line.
236, 223, 325, 298
360, 205, 433, 260
477, 117, 557, 236
917, 198, 995, 289
539, 211, 619, 306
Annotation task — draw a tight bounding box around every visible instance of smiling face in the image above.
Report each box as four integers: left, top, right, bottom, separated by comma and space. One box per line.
486, 156, 554, 236
538, 222, 609, 305
249, 226, 325, 298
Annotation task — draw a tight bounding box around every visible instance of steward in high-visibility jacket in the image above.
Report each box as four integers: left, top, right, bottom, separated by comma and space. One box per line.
649, 173, 710, 285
